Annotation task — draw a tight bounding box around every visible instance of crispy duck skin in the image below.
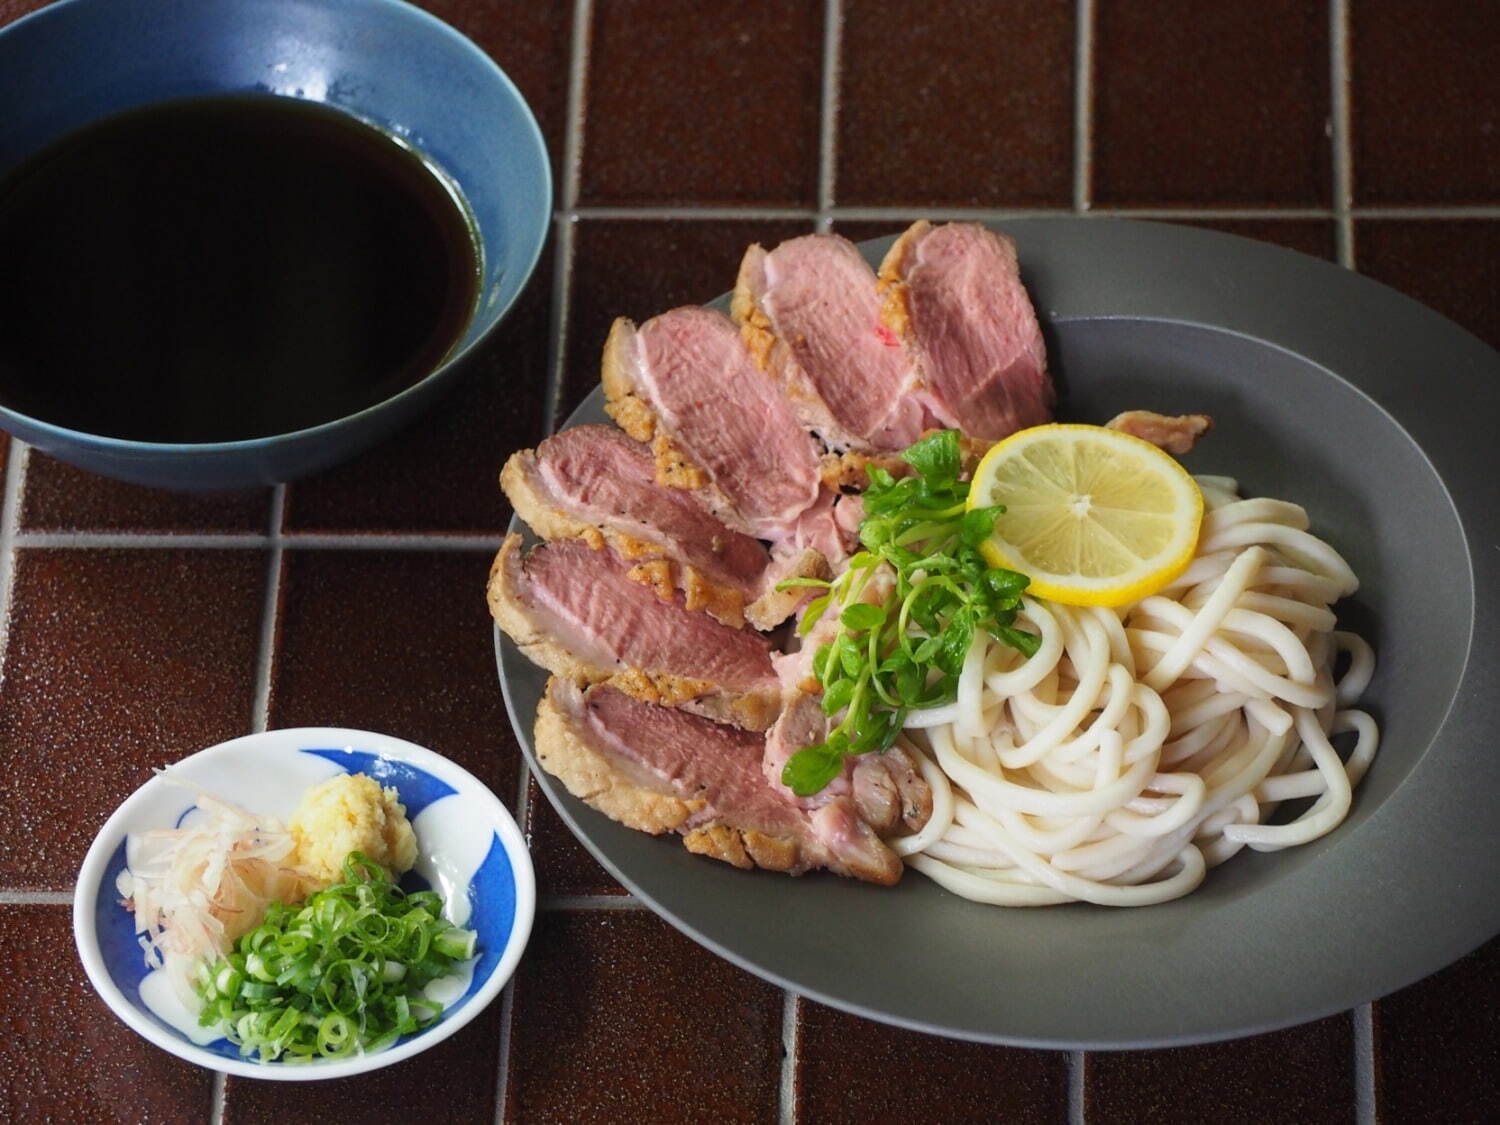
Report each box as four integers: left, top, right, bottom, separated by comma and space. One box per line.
536, 678, 905, 885
500, 425, 826, 630
488, 534, 782, 731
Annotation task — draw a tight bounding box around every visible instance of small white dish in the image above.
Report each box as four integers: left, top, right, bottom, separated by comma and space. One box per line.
73, 727, 535, 1080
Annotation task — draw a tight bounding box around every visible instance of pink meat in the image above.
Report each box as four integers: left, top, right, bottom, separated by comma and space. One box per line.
902, 223, 1053, 440
633, 307, 823, 539
566, 682, 901, 882
525, 425, 769, 593
752, 235, 924, 450
511, 537, 777, 693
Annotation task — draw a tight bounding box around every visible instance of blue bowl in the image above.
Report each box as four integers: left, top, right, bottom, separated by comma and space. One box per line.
0, 0, 551, 489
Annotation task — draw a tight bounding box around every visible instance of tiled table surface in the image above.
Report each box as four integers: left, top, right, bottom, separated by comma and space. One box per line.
1, 0, 1496, 1121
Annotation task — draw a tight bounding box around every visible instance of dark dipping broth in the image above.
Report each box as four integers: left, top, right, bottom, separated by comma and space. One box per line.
0, 95, 480, 443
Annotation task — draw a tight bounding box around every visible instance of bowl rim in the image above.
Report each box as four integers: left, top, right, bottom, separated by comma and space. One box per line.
72, 726, 536, 1080
0, 0, 553, 455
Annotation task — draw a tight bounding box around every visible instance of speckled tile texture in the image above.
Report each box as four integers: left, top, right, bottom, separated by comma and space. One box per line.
526, 779, 626, 897
223, 1000, 504, 1123
0, 906, 214, 1124
1353, 220, 1500, 351
20, 453, 271, 533
269, 550, 519, 805
1374, 936, 1500, 1123
837, 0, 1075, 207
0, 0, 51, 25
1168, 218, 1338, 261
560, 219, 812, 417
504, 910, 783, 1122
796, 999, 1068, 1123
412, 0, 573, 180
1084, 1014, 1355, 1124
1092, 0, 1331, 206
1349, 1, 1500, 205
0, 549, 264, 887
578, 0, 821, 206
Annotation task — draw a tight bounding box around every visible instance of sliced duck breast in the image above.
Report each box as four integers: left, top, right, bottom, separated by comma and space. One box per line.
501, 425, 824, 629
732, 234, 925, 453
488, 533, 781, 730
601, 306, 824, 541
879, 221, 1054, 441
536, 678, 904, 884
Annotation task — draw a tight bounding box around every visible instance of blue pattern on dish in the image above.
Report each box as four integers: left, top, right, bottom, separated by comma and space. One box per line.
94, 745, 517, 1063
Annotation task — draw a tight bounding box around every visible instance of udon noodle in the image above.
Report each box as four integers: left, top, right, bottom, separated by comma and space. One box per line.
891, 476, 1379, 907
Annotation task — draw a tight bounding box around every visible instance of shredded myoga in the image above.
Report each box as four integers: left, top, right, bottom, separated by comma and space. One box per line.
891, 477, 1379, 907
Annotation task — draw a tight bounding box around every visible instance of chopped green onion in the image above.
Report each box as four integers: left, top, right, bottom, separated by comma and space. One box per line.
193, 851, 479, 1063
776, 430, 1038, 796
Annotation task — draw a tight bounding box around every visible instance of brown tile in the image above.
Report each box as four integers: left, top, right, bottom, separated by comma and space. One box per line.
1354, 220, 1500, 352
526, 777, 625, 897
20, 453, 271, 533
1084, 1014, 1355, 1125
1166, 217, 1338, 261
281, 237, 552, 534
0, 905, 214, 1123
270, 550, 519, 806
796, 1000, 1068, 1124
1350, 2, 1500, 205
578, 0, 822, 206
561, 218, 812, 417
413, 0, 574, 180
1374, 936, 1500, 1123
0, 0, 55, 27
224, 998, 503, 1124
837, 0, 1074, 207
504, 910, 782, 1122
1093, 0, 1331, 206
0, 549, 265, 887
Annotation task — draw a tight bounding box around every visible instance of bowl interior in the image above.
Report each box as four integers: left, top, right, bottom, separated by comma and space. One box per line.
76, 728, 534, 1079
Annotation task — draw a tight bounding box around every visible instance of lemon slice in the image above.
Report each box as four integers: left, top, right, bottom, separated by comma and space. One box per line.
968, 423, 1203, 607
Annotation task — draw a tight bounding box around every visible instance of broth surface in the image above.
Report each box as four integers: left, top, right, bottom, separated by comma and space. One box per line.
0, 95, 480, 443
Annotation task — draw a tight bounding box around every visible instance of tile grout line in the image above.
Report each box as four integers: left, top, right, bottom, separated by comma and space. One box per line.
0, 889, 71, 904
1355, 1002, 1377, 1124
539, 894, 642, 911
0, 441, 29, 692
250, 485, 287, 735
11, 531, 501, 551
1068, 1050, 1086, 1124
541, 0, 593, 432
561, 203, 1500, 223
1072, 0, 1095, 212
1330, 0, 1355, 268
1354, 205, 1500, 219
777, 991, 799, 1125
814, 0, 842, 232
492, 980, 518, 1125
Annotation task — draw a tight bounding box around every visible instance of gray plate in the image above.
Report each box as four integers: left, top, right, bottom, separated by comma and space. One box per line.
495, 218, 1500, 1049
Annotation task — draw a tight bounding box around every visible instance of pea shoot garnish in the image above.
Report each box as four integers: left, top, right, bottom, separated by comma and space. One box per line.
778, 430, 1038, 796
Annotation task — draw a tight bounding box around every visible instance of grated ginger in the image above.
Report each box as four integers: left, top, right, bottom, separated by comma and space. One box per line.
288, 773, 417, 889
